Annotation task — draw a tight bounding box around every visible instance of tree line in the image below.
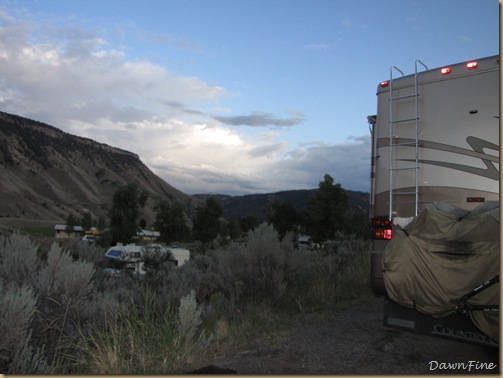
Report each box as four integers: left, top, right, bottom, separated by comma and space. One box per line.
76, 173, 369, 247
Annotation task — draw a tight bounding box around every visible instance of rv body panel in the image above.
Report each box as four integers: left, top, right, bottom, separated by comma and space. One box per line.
370, 56, 499, 296
369, 56, 499, 347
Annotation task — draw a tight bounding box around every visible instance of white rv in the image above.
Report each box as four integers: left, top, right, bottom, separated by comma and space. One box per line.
369, 55, 499, 347
104, 243, 190, 275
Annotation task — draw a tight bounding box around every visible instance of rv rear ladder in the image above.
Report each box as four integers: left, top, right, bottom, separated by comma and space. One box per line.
388, 60, 428, 219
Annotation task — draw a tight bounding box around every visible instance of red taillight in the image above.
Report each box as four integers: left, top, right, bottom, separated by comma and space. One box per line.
440, 67, 451, 75
466, 61, 478, 69
383, 229, 392, 240
372, 217, 392, 240
380, 81, 389, 87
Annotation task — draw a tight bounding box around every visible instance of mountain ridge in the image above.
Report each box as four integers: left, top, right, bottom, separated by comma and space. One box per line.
0, 111, 197, 224
193, 188, 369, 223
0, 111, 369, 229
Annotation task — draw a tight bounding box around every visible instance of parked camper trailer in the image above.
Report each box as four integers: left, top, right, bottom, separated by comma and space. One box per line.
369, 55, 499, 347
104, 243, 190, 275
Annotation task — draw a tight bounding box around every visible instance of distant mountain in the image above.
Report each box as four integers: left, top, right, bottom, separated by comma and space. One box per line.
0, 110, 369, 230
193, 189, 369, 223
0, 111, 198, 224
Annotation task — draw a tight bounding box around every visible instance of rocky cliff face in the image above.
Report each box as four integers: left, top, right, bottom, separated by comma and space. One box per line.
0, 111, 196, 223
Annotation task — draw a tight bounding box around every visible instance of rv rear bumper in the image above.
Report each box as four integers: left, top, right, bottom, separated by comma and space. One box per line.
384, 298, 498, 349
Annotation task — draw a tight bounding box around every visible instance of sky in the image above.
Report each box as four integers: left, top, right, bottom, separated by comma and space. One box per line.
0, 0, 498, 196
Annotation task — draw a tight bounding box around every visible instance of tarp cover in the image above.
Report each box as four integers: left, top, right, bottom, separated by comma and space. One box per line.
383, 201, 499, 342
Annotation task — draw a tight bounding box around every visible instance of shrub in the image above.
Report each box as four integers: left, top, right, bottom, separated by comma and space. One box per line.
33, 242, 95, 370
0, 232, 39, 287
79, 289, 212, 374
74, 242, 107, 267
288, 235, 371, 311
0, 283, 50, 374
218, 223, 308, 306
174, 290, 213, 366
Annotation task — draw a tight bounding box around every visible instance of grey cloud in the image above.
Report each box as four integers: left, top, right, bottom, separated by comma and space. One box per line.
165, 100, 185, 109
248, 143, 287, 158
152, 134, 371, 196
213, 111, 304, 127
265, 135, 371, 193
151, 163, 271, 196
164, 100, 205, 116
69, 100, 150, 124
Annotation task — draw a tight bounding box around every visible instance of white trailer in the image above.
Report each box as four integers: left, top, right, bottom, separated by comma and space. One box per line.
104, 243, 190, 275
368, 55, 499, 347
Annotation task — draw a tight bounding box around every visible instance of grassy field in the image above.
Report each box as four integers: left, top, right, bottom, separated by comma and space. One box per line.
0, 218, 57, 236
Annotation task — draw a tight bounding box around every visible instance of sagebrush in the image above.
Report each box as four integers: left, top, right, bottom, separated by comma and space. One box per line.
0, 223, 370, 373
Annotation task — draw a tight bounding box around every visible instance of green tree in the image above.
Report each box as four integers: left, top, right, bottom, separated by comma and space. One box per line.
81, 211, 93, 231
308, 174, 348, 242
239, 216, 259, 234
108, 183, 148, 244
192, 197, 223, 246
227, 219, 242, 240
153, 199, 191, 243
97, 215, 107, 230
65, 213, 78, 233
266, 200, 302, 240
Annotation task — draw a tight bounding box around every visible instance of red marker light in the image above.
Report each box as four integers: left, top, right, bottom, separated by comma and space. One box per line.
372, 216, 393, 240
440, 67, 451, 75
380, 81, 389, 88
383, 229, 392, 240
466, 61, 478, 69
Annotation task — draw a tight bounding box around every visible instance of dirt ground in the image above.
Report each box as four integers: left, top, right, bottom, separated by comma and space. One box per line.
208, 296, 499, 374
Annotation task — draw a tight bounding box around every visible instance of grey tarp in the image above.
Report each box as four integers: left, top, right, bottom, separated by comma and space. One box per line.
383, 201, 499, 342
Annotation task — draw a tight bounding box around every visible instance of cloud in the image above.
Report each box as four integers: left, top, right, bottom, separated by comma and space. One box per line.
213, 111, 305, 127
265, 135, 371, 193
0, 8, 371, 196
0, 16, 226, 129
146, 132, 371, 195
248, 142, 289, 158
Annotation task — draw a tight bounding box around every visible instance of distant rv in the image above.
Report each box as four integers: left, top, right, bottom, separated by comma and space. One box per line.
104, 243, 190, 275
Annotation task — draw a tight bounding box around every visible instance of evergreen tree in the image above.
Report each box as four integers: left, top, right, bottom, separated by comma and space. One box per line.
192, 197, 223, 246
266, 199, 302, 239
239, 215, 259, 233
108, 183, 148, 244
81, 211, 93, 231
227, 219, 242, 240
97, 215, 106, 230
308, 174, 348, 242
153, 199, 191, 243
65, 214, 78, 233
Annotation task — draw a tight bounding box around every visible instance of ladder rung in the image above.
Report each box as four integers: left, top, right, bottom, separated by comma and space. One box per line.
390, 167, 418, 171
391, 141, 417, 147
390, 94, 418, 101
390, 117, 419, 124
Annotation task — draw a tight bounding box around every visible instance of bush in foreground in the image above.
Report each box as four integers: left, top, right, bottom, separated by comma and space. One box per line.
0, 224, 370, 373
78, 289, 211, 374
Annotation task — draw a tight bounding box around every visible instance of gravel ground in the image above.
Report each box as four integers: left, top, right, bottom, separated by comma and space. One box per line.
208, 296, 499, 374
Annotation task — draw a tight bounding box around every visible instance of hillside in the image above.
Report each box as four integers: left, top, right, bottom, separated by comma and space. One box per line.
0, 111, 197, 226
0, 110, 369, 231
194, 189, 369, 223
